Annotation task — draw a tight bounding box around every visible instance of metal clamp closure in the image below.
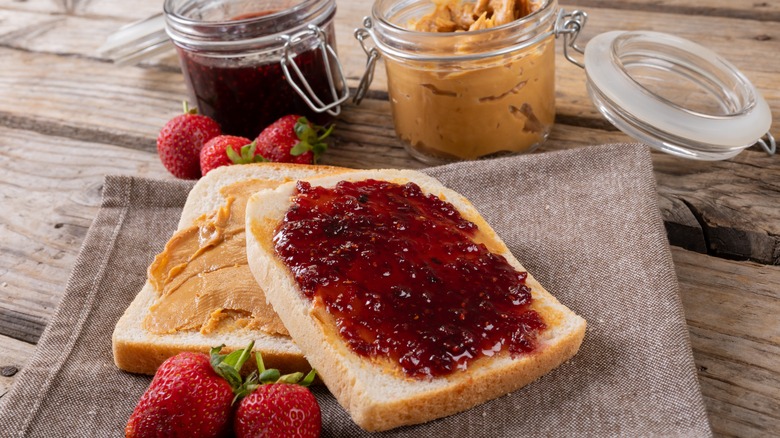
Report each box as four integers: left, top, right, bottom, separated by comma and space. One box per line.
353, 17, 380, 105
555, 9, 588, 69
281, 25, 349, 116
757, 131, 776, 156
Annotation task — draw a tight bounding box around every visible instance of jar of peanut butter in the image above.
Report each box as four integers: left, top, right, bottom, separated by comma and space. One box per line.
357, 1, 775, 162
355, 0, 564, 164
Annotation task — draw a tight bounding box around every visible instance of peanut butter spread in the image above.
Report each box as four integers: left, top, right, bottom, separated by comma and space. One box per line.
412, 0, 535, 32
387, 0, 554, 161
143, 179, 289, 336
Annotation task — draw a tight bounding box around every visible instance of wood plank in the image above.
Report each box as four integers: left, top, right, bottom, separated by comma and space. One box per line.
75, 0, 161, 21
0, 46, 184, 150
0, 0, 68, 15
659, 196, 707, 254
0, 126, 169, 343
673, 246, 780, 436
563, 0, 780, 22
0, 9, 61, 39
653, 150, 780, 264
0, 334, 35, 400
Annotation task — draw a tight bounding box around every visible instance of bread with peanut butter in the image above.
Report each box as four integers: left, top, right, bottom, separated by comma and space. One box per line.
112, 162, 349, 375
244, 169, 587, 432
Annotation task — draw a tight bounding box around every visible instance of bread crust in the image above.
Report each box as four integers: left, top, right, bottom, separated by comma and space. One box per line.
112, 163, 347, 375
245, 169, 587, 431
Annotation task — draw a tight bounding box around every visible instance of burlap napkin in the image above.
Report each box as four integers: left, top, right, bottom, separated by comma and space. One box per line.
0, 143, 711, 437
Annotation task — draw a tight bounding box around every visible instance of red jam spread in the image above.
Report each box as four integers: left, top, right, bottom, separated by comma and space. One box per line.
273, 179, 546, 378
178, 28, 335, 138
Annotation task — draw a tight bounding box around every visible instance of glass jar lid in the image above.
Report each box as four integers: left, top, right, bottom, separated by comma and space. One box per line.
583, 30, 772, 160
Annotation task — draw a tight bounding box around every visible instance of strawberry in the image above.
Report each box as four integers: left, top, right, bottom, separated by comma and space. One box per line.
125, 342, 255, 438
234, 353, 320, 438
199, 135, 266, 176
254, 115, 333, 164
157, 102, 221, 179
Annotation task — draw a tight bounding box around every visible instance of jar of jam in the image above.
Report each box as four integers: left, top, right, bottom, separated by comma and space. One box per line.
164, 0, 348, 139
355, 0, 562, 164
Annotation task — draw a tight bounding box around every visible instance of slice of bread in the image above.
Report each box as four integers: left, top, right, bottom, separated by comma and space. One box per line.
112, 163, 350, 375
245, 169, 587, 432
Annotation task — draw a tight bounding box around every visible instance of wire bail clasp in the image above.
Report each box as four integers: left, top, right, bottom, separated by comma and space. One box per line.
555, 9, 588, 69
353, 17, 381, 105
757, 131, 776, 156
281, 24, 349, 117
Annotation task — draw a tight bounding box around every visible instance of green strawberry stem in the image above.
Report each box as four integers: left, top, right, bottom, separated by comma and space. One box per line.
182, 101, 198, 115
254, 351, 316, 386
208, 341, 317, 404
290, 117, 334, 163
210, 341, 254, 391
226, 141, 268, 165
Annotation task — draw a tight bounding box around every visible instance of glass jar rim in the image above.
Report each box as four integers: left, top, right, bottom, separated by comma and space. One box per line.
367, 0, 557, 62
164, 0, 336, 51
373, 0, 554, 36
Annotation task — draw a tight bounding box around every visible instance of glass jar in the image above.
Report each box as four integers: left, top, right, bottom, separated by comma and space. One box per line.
356, 0, 559, 164
357, 1, 774, 162
583, 30, 773, 160
164, 0, 348, 139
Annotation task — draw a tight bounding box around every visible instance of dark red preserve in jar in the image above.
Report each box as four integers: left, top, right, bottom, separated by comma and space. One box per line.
274, 180, 546, 379
164, 0, 347, 138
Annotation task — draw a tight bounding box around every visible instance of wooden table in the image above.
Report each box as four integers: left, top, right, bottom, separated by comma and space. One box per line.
0, 0, 777, 435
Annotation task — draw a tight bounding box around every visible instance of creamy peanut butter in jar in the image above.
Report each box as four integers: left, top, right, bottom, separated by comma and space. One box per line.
357, 0, 557, 163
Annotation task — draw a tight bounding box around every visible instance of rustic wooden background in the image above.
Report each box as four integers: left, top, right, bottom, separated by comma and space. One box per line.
0, 0, 778, 436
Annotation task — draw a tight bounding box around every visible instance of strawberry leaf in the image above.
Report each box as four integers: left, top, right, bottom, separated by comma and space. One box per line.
251, 351, 315, 388
210, 344, 227, 370
317, 124, 335, 142
290, 117, 333, 163
300, 369, 317, 387
182, 100, 197, 115
277, 372, 304, 384
290, 117, 335, 163
294, 117, 311, 139
290, 141, 311, 156
240, 142, 255, 161
216, 363, 243, 389
210, 341, 255, 396
226, 145, 242, 163
259, 368, 280, 384
222, 349, 244, 368
234, 342, 254, 370
312, 143, 327, 156
227, 141, 269, 164
255, 351, 266, 375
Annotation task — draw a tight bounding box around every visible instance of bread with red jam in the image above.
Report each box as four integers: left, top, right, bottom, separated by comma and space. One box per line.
112, 162, 347, 375
244, 169, 587, 432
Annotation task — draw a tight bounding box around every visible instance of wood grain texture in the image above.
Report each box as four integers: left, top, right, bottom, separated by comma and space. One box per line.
0, 0, 69, 15
0, 334, 35, 400
653, 151, 780, 265
0, 125, 169, 343
564, 0, 780, 22
673, 247, 780, 437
